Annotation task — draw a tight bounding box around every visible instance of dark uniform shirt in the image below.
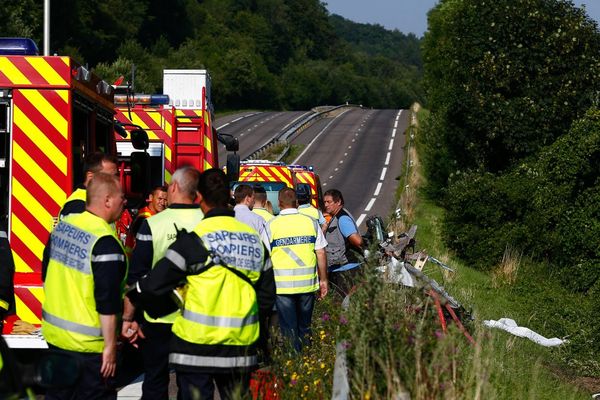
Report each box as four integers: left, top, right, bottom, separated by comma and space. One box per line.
0, 220, 15, 318
59, 185, 86, 219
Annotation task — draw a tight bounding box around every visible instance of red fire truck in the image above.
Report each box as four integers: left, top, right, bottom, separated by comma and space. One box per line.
0, 38, 128, 347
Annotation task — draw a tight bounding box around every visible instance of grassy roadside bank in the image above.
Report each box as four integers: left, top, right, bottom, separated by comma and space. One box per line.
406, 106, 591, 398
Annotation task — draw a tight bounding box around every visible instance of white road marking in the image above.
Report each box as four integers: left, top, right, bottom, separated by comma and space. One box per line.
388, 139, 394, 151
365, 198, 376, 211
385, 152, 391, 165
392, 128, 396, 138
292, 109, 350, 164
374, 182, 382, 196
356, 213, 366, 227
334, 167, 339, 171
380, 167, 387, 181
329, 176, 333, 179
344, 152, 347, 156
217, 122, 230, 129
339, 160, 343, 164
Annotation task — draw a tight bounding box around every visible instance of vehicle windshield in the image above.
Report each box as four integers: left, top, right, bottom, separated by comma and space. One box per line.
230, 181, 287, 215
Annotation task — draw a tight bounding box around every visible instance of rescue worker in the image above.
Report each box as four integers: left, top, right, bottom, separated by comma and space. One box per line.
0, 218, 15, 333
266, 187, 328, 352
323, 189, 363, 297
59, 152, 118, 219
122, 167, 203, 400
296, 185, 327, 230
42, 173, 127, 400
252, 186, 274, 222
124, 185, 168, 256
233, 184, 267, 235
126, 168, 275, 400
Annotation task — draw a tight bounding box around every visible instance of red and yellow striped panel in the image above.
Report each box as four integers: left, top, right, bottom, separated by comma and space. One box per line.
10, 88, 70, 325
0, 56, 70, 88
294, 171, 318, 207
239, 166, 294, 188
174, 109, 216, 170
115, 107, 174, 182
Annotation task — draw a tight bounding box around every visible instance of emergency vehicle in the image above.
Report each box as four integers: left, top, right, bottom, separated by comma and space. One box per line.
235, 160, 323, 214
0, 38, 131, 346
114, 69, 238, 204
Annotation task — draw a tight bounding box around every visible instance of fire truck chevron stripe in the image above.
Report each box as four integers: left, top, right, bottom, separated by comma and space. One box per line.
12, 180, 53, 233
14, 288, 42, 325
11, 214, 44, 265
13, 251, 33, 273
12, 162, 61, 215
20, 90, 68, 139
272, 169, 293, 186
12, 142, 67, 203
13, 106, 67, 171
0, 57, 31, 85
26, 58, 68, 86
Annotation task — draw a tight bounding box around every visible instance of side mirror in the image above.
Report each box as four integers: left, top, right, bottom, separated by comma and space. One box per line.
217, 132, 239, 152
130, 151, 151, 194
114, 122, 128, 138
131, 128, 149, 150
226, 153, 240, 183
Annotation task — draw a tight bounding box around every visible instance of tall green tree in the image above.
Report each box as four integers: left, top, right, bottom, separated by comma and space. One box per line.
422, 0, 600, 192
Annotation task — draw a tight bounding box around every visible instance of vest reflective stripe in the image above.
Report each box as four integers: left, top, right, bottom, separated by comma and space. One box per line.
298, 205, 319, 220
136, 233, 152, 242
166, 249, 186, 271
274, 266, 316, 276
281, 248, 306, 266
0, 299, 9, 311
267, 212, 319, 294
42, 212, 125, 353
172, 216, 262, 352
0, 230, 7, 239
144, 207, 204, 324
183, 309, 258, 328
43, 310, 102, 337
91, 253, 125, 262
170, 353, 258, 368
276, 277, 319, 288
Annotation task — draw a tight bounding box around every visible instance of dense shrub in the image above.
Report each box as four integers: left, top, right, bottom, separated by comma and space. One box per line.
443, 109, 600, 290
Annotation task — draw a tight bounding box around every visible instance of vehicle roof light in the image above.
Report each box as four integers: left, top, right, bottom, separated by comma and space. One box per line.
114, 94, 170, 105
0, 38, 39, 56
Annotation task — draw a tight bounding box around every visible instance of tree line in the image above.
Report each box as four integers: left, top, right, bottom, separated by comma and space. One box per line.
421, 0, 600, 374
0, 0, 424, 111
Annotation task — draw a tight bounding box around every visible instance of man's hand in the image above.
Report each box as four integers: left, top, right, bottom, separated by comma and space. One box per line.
318, 279, 328, 300
121, 320, 144, 346
100, 344, 117, 378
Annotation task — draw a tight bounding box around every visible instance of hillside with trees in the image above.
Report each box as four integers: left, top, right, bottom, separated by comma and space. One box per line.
421, 0, 600, 375
0, 0, 423, 110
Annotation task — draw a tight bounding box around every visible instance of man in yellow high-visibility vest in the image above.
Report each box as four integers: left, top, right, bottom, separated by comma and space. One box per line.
127, 169, 275, 400
42, 173, 127, 399
266, 187, 328, 351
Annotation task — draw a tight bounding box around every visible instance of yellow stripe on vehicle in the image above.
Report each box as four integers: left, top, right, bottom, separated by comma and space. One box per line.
13, 105, 67, 172
13, 251, 33, 273
26, 58, 68, 86
11, 214, 44, 262
12, 142, 66, 203
165, 170, 172, 184
12, 180, 54, 233
0, 57, 31, 85
56, 90, 69, 103
15, 295, 41, 325
272, 169, 293, 186
29, 286, 46, 303
20, 90, 68, 139
129, 113, 160, 140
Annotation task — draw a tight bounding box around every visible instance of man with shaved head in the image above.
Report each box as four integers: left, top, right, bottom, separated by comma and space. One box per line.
42, 172, 127, 399
265, 187, 328, 352
122, 166, 204, 399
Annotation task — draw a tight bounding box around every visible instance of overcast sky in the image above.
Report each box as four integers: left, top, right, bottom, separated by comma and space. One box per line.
324, 0, 600, 37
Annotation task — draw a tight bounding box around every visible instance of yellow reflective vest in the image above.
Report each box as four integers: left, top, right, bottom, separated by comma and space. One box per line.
170, 215, 264, 369
59, 188, 86, 217
298, 204, 320, 221
42, 212, 126, 353
253, 207, 274, 222
144, 206, 204, 323
266, 211, 319, 294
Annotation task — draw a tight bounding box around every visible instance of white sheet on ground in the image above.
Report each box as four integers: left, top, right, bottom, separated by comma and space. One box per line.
483, 318, 566, 347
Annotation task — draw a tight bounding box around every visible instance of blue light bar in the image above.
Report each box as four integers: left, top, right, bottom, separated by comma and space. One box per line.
0, 38, 39, 56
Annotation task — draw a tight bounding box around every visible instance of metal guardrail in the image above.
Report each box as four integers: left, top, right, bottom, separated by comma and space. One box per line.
245, 104, 359, 162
